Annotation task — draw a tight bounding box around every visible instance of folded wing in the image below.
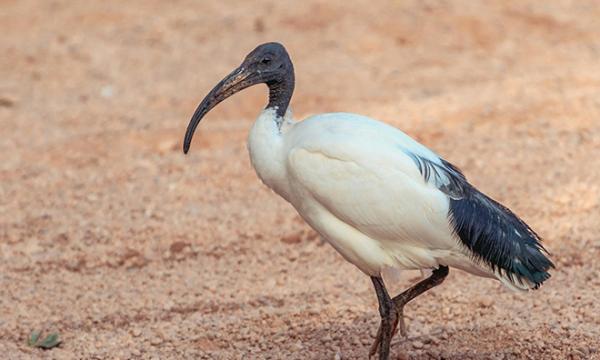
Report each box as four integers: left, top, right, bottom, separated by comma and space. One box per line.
285, 113, 553, 290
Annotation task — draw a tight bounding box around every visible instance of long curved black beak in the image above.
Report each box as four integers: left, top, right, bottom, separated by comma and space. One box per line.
183, 66, 258, 154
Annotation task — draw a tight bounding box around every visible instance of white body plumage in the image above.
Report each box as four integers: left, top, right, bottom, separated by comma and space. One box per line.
248, 108, 500, 285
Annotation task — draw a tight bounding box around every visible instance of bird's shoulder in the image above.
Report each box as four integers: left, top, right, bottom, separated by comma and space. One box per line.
292, 112, 427, 148
287, 112, 468, 199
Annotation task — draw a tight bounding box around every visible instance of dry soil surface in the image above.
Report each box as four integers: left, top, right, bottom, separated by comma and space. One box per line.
1, 1, 600, 359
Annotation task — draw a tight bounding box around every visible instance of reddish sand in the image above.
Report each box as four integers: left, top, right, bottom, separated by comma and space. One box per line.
1, 1, 599, 359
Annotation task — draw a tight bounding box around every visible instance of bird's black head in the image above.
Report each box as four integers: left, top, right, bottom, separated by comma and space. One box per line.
242, 42, 293, 85
183, 42, 295, 154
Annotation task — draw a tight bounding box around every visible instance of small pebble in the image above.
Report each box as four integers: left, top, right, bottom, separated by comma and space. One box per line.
413, 340, 424, 349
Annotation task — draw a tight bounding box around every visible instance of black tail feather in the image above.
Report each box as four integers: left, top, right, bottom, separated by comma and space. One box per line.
448, 185, 554, 289
405, 155, 554, 289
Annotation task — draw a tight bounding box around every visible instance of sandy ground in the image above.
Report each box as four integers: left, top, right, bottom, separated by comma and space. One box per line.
1, 0, 600, 359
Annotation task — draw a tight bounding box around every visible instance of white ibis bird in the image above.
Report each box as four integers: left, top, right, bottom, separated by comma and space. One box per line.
183, 42, 553, 359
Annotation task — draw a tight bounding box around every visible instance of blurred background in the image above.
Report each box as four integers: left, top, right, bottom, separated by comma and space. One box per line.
1, 1, 599, 359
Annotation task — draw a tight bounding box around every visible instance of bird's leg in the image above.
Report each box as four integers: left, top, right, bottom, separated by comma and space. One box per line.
391, 265, 449, 337
369, 266, 449, 358
369, 276, 397, 360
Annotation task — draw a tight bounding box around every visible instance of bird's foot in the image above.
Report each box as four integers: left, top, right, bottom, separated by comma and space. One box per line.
368, 304, 406, 359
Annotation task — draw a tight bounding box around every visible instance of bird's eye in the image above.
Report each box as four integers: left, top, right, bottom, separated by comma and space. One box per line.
261, 57, 272, 65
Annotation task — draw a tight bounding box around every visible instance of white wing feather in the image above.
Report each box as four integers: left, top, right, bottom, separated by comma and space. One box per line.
283, 113, 474, 274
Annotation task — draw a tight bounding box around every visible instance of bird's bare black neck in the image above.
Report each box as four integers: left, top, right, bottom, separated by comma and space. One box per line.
267, 67, 295, 118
